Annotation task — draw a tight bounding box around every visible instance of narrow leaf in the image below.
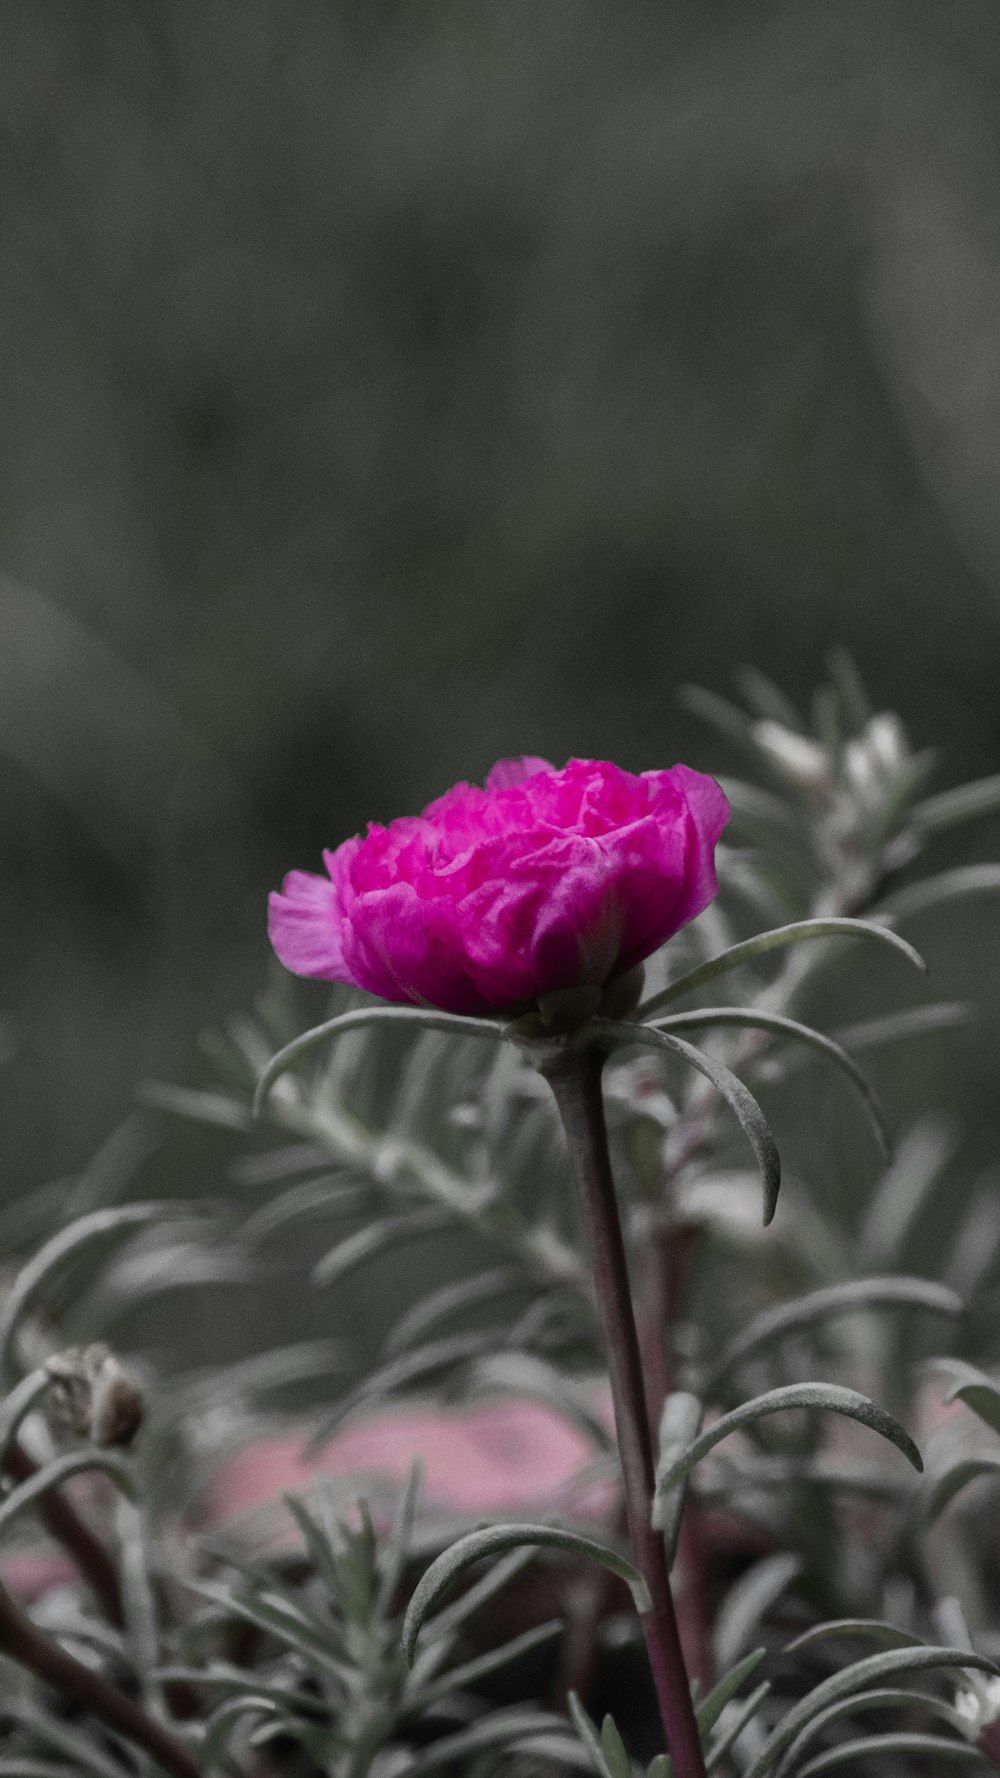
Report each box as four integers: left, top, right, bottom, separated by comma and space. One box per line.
651, 1392, 704, 1553
912, 773, 1000, 833
0, 1450, 135, 1538
637, 918, 925, 1019
403, 1709, 576, 1776
833, 1003, 973, 1053
678, 684, 756, 746
600, 1715, 633, 1778
785, 1620, 924, 1655
930, 1358, 1000, 1435
713, 1554, 801, 1673
797, 1734, 981, 1775
402, 1523, 650, 1663
649, 1008, 889, 1156
705, 1681, 771, 1773
419, 1546, 537, 1644
385, 1267, 524, 1355
376, 1459, 422, 1618
201, 1697, 281, 1770
591, 1019, 781, 1224
0, 1369, 53, 1470
696, 1648, 768, 1736
878, 864, 1000, 923
568, 1693, 615, 1778
772, 1686, 972, 1775
708, 1276, 962, 1392
926, 1455, 1000, 1522
412, 1620, 564, 1709
744, 1648, 1000, 1778
651, 1383, 922, 1503
312, 1207, 451, 1287
306, 1328, 502, 1454
0, 1204, 173, 1381
253, 1005, 503, 1116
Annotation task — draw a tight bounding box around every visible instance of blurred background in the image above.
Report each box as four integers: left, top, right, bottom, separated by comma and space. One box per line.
2, 0, 1000, 1218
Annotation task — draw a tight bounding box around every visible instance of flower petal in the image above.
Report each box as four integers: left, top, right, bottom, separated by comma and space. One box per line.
267, 837, 363, 984
484, 755, 554, 793
344, 881, 495, 1014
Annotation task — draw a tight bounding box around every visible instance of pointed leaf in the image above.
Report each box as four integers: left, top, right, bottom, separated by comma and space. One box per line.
912, 773, 1000, 833
652, 1382, 922, 1504
708, 1277, 962, 1392
931, 1358, 1000, 1435
312, 1207, 451, 1287
0, 1204, 174, 1381
926, 1454, 1000, 1522
696, 1648, 767, 1736
744, 1647, 1000, 1778
0, 1450, 136, 1538
402, 1523, 650, 1663
705, 1681, 771, 1772
650, 1008, 889, 1156
421, 1546, 537, 1643
678, 685, 757, 746
385, 1268, 524, 1355
253, 1005, 503, 1116
412, 1620, 563, 1709
403, 1709, 576, 1776
878, 864, 1000, 922
713, 1554, 801, 1673
772, 1687, 971, 1775
797, 1734, 981, 1775
307, 1328, 502, 1454
637, 918, 925, 1019
376, 1459, 422, 1618
568, 1693, 615, 1778
201, 1697, 281, 1770
600, 1715, 633, 1778
833, 1003, 973, 1053
785, 1620, 924, 1655
591, 1020, 781, 1224
0, 1369, 53, 1470
651, 1392, 704, 1554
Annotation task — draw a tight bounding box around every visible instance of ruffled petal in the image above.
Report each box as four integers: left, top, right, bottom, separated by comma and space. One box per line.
267, 859, 354, 985
484, 755, 553, 793
646, 765, 730, 936
344, 880, 494, 1014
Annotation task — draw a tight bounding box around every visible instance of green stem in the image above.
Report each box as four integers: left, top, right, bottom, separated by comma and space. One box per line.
540, 1044, 706, 1778
0, 1581, 200, 1778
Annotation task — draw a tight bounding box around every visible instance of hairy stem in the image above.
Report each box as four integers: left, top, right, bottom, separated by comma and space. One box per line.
541, 1044, 706, 1778
0, 1581, 201, 1778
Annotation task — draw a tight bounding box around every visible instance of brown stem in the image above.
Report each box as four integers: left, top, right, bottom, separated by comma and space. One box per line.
0, 1580, 201, 1778
541, 1044, 706, 1778
980, 1721, 1000, 1769
4, 1438, 124, 1626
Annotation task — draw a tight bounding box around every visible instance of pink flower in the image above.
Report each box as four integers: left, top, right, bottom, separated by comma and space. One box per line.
198, 1399, 615, 1532
269, 757, 729, 1015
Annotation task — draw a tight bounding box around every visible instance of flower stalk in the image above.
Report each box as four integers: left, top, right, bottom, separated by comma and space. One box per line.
541, 1041, 706, 1778
0, 1580, 200, 1778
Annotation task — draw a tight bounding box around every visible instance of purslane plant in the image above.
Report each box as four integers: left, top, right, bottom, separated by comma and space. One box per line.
5, 663, 1000, 1774
255, 750, 952, 1777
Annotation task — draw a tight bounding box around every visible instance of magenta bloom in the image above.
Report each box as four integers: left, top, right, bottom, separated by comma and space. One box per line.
268, 757, 729, 1016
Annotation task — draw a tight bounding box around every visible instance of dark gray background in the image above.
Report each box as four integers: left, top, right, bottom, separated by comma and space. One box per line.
2, 1, 1000, 1204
